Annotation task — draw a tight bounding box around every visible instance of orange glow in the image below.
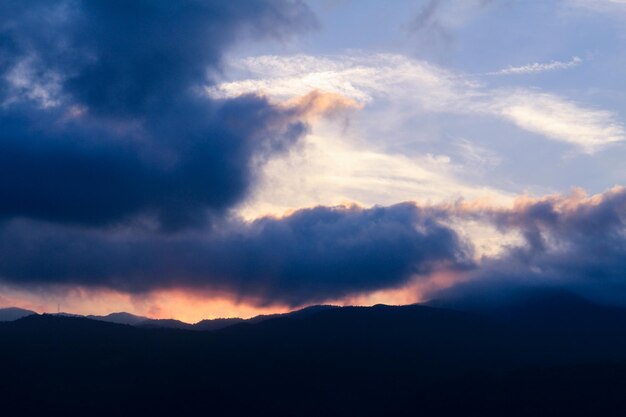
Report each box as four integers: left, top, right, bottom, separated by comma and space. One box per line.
447, 185, 626, 217
283, 89, 363, 121
0, 270, 469, 323
334, 270, 470, 307
0, 285, 290, 323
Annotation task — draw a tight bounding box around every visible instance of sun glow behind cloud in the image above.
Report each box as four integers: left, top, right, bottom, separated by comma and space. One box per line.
0, 285, 291, 323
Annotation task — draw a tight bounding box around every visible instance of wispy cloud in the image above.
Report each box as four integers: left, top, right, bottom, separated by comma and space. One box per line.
208, 53, 467, 106
489, 90, 625, 152
209, 53, 625, 153
486, 56, 582, 76
455, 138, 502, 169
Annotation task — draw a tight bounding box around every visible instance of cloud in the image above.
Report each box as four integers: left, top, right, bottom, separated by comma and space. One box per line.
0, 96, 309, 229
486, 57, 583, 76
281, 89, 363, 121
208, 53, 465, 107
210, 54, 514, 216
209, 53, 625, 153
489, 90, 625, 152
455, 138, 502, 169
430, 186, 626, 305
238, 132, 511, 220
0, 204, 473, 306
0, 0, 315, 229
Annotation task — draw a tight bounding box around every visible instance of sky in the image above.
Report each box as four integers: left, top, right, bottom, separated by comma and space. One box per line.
1, 0, 625, 322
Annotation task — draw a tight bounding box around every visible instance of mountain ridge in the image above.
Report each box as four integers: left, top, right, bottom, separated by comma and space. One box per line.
4, 292, 626, 416
0, 307, 36, 322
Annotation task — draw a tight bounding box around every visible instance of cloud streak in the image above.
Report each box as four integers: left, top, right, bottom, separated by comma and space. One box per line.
489, 90, 625, 152
486, 57, 582, 76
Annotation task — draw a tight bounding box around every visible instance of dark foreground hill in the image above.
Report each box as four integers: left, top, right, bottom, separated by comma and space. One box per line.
30, 304, 339, 330
3, 292, 626, 416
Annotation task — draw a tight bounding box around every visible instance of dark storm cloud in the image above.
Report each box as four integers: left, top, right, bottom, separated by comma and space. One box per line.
0, 0, 314, 115
0, 96, 307, 229
0, 0, 314, 229
0, 203, 473, 306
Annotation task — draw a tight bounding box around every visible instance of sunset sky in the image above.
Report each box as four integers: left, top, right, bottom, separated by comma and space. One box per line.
1, 0, 626, 323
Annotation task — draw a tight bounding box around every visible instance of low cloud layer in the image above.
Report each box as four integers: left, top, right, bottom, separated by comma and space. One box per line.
2, 187, 625, 307
0, 204, 472, 306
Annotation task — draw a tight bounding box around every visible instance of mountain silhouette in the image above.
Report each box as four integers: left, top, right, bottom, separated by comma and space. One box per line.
0, 307, 36, 321
87, 311, 150, 325
193, 317, 246, 331
3, 292, 626, 416
2, 304, 341, 330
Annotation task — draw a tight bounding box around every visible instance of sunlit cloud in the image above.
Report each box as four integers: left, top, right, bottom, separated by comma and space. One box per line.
238, 130, 512, 220
281, 89, 363, 121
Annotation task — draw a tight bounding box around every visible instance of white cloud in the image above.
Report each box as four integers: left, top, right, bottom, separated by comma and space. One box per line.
210, 53, 471, 109
490, 90, 625, 152
486, 56, 582, 76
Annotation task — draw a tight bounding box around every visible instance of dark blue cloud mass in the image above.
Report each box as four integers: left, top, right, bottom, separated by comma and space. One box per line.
0, 0, 314, 229
0, 204, 473, 305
